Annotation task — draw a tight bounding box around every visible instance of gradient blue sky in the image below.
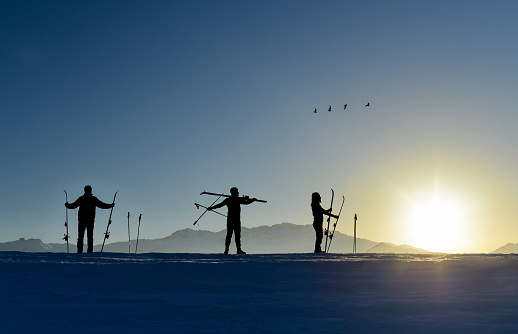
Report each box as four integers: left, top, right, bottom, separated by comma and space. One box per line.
2, 1, 518, 252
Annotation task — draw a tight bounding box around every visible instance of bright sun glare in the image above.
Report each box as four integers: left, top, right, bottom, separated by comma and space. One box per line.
404, 186, 470, 253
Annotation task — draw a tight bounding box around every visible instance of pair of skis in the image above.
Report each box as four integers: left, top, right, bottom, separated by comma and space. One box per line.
324, 189, 345, 254
63, 190, 70, 253
193, 191, 266, 225
200, 191, 267, 203
100, 191, 118, 252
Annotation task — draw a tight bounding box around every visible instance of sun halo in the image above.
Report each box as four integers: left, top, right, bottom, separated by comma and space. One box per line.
403, 187, 471, 253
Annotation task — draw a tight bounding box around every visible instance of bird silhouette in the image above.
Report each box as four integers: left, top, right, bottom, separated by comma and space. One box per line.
365, 102, 370, 107
328, 106, 332, 112
314, 108, 317, 113
343, 104, 347, 110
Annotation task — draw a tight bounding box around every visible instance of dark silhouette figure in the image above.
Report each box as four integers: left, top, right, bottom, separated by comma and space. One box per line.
353, 213, 358, 254
208, 187, 257, 254
328, 106, 332, 112
311, 192, 338, 253
365, 102, 370, 107
65, 185, 114, 253
344, 104, 347, 109
314, 108, 317, 113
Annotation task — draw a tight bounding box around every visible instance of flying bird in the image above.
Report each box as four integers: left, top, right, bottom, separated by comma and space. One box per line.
314, 108, 317, 113
343, 104, 347, 110
365, 102, 370, 107
328, 106, 332, 112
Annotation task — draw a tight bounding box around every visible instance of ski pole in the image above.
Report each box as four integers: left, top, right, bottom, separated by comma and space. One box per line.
327, 195, 345, 253
127, 212, 131, 254
324, 189, 334, 253
63, 190, 69, 253
193, 195, 222, 225
101, 191, 118, 253
194, 203, 227, 218
135, 214, 142, 254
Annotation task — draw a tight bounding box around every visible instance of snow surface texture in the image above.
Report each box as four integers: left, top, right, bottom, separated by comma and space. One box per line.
1, 252, 518, 333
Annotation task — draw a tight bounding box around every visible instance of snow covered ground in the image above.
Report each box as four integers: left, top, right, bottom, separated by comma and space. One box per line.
1, 252, 518, 333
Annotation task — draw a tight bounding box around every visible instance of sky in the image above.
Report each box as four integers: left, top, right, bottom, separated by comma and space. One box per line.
1, 0, 518, 253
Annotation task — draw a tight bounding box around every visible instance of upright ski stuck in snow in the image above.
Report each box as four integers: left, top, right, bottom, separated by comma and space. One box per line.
127, 212, 131, 254
326, 195, 345, 253
135, 214, 142, 254
63, 190, 70, 253
101, 191, 118, 253
353, 214, 358, 254
324, 189, 334, 253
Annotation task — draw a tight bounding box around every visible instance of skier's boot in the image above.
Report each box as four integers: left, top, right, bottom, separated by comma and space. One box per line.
237, 249, 246, 255
224, 246, 229, 254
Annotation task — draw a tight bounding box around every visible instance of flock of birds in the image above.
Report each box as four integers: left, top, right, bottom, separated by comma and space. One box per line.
314, 102, 370, 113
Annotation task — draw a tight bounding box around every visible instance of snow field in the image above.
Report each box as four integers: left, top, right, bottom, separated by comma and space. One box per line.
1, 253, 518, 333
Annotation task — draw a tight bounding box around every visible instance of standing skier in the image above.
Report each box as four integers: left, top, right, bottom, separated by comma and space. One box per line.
208, 187, 257, 254
311, 192, 338, 253
65, 185, 115, 253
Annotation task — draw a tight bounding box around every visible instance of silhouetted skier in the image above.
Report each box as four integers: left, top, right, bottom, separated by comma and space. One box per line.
365, 102, 370, 107
65, 185, 114, 253
208, 187, 257, 254
314, 108, 317, 113
311, 192, 338, 253
328, 106, 332, 112
344, 104, 347, 109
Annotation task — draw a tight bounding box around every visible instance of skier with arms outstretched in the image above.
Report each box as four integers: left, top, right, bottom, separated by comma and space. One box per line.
208, 187, 257, 254
65, 185, 114, 253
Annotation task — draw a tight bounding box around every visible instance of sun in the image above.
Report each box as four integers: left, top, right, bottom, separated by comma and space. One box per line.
403, 186, 470, 253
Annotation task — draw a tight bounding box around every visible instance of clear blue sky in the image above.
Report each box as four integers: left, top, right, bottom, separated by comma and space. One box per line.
2, 1, 518, 252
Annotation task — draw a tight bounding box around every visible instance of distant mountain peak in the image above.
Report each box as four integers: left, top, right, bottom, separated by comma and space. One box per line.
491, 242, 518, 254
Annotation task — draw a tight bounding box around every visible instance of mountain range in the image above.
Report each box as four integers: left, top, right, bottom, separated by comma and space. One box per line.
0, 223, 437, 254
7, 222, 514, 254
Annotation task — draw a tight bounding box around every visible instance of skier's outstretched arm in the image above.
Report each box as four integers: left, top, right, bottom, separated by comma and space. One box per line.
65, 198, 80, 209
208, 199, 226, 211
96, 198, 115, 210
240, 196, 257, 205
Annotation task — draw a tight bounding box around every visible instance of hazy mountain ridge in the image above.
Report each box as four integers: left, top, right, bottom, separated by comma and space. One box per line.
364, 242, 431, 254
491, 243, 518, 254
0, 222, 438, 254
